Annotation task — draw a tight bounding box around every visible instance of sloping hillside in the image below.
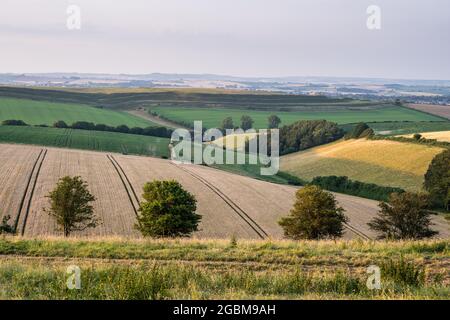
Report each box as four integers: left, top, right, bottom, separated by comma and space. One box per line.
4, 143, 447, 240
281, 139, 445, 192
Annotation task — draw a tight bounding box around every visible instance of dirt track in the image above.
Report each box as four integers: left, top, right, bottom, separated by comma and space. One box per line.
0, 143, 448, 239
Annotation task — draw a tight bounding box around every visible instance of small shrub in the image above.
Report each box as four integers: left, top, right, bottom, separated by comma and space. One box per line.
0, 215, 14, 234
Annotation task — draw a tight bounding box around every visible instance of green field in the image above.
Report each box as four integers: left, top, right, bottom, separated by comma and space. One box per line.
152, 106, 443, 129
0, 237, 448, 299
0, 98, 155, 127
0, 126, 170, 157
340, 121, 450, 136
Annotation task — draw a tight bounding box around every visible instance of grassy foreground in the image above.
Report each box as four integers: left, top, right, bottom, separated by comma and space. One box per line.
0, 237, 448, 299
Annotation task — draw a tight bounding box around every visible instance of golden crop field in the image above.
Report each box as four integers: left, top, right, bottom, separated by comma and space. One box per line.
398, 130, 450, 142
1, 143, 448, 239
280, 139, 445, 192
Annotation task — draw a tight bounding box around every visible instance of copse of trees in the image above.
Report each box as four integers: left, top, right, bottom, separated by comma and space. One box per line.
2, 119, 28, 126
278, 185, 348, 240
45, 176, 99, 237
368, 192, 438, 240
344, 122, 374, 139
423, 149, 450, 211
279, 120, 344, 155
268, 115, 281, 129
135, 180, 201, 238
310, 176, 405, 202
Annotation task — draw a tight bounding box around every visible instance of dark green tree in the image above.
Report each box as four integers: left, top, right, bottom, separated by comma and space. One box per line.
45, 176, 98, 237
368, 192, 438, 239
221, 117, 234, 130
240, 115, 254, 130
268, 115, 281, 129
423, 149, 450, 210
279, 185, 348, 239
53, 120, 69, 128
136, 180, 201, 237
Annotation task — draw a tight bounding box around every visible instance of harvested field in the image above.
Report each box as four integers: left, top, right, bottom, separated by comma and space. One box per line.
0, 143, 448, 239
281, 139, 445, 191
22, 148, 139, 237
398, 130, 450, 142
406, 103, 450, 120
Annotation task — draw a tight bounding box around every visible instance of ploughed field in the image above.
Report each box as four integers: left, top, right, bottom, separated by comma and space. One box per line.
406, 103, 450, 120
3, 143, 448, 239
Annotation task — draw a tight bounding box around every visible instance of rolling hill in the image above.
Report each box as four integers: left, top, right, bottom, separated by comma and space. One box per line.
0, 97, 156, 127
280, 139, 446, 192
150, 105, 442, 129
0, 126, 170, 157
3, 143, 448, 240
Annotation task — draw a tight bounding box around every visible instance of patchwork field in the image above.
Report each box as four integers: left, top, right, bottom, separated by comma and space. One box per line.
0, 126, 170, 157
406, 103, 450, 120
2, 143, 447, 240
0, 97, 155, 127
281, 139, 445, 192
151, 106, 442, 129
398, 131, 450, 142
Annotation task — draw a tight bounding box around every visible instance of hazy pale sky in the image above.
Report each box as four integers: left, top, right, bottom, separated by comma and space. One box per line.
0, 0, 449, 79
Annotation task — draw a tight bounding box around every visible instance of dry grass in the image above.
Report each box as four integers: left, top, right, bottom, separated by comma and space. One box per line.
281, 139, 444, 191
0, 237, 448, 299
398, 131, 450, 142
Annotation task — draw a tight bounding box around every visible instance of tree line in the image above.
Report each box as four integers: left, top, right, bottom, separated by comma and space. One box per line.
1, 119, 173, 138
310, 176, 405, 202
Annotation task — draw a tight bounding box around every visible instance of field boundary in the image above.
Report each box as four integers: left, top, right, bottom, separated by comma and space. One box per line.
173, 163, 268, 239
19, 149, 48, 236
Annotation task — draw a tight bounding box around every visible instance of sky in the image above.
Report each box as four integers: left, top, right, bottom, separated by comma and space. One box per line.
0, 0, 449, 80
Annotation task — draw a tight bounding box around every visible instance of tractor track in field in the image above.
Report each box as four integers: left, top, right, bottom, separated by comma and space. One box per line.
343, 222, 372, 240
19, 149, 48, 236
172, 163, 268, 240
106, 155, 140, 217
14, 149, 43, 232
109, 155, 140, 206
